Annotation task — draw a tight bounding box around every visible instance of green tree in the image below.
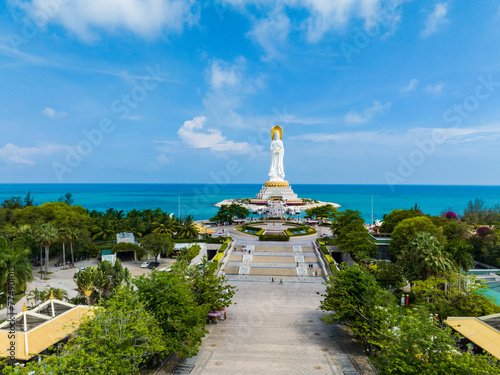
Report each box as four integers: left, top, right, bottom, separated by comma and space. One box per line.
8, 287, 166, 375
210, 203, 250, 224
177, 257, 236, 313
379, 208, 423, 233
304, 204, 338, 220
33, 222, 59, 278
0, 238, 34, 295
320, 264, 396, 354
398, 232, 453, 282
134, 270, 208, 357
141, 233, 173, 261
330, 209, 365, 236
176, 215, 199, 239
177, 244, 201, 263
389, 216, 444, 258
377, 309, 500, 375
333, 221, 377, 267
412, 272, 500, 318
445, 240, 474, 271
76, 266, 97, 305
152, 212, 178, 235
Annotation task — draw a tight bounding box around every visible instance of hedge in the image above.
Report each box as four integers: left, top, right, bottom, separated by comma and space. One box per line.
213, 253, 224, 262
325, 254, 334, 264
284, 226, 317, 237
317, 240, 329, 255
218, 239, 231, 253
329, 263, 337, 273
259, 234, 290, 241
237, 226, 265, 236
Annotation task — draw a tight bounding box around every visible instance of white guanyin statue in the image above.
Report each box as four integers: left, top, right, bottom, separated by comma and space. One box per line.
268, 126, 285, 181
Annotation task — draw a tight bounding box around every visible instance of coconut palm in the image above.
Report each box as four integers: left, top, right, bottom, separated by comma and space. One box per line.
34, 223, 59, 278
76, 267, 97, 305
152, 213, 178, 235
398, 232, 453, 282
176, 215, 199, 239
0, 240, 34, 296
446, 241, 475, 272
92, 218, 114, 242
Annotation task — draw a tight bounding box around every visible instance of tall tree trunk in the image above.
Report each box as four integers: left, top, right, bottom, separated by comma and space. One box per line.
44, 245, 49, 277
62, 242, 66, 269
39, 244, 43, 279
70, 241, 75, 266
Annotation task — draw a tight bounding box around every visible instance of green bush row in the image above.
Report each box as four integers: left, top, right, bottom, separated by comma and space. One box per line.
317, 240, 329, 254
218, 239, 231, 253
259, 234, 290, 241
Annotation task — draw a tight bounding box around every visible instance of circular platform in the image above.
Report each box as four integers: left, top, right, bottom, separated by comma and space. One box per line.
264, 181, 290, 187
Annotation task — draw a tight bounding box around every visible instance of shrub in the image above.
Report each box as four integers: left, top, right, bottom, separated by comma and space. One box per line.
213, 253, 223, 262
329, 263, 337, 273
325, 254, 334, 264
218, 239, 231, 253
259, 234, 289, 241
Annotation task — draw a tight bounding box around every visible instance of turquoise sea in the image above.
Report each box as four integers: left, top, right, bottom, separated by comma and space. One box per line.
1, 184, 500, 221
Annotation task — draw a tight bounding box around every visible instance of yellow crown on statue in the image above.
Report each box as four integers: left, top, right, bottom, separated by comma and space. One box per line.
265, 181, 289, 187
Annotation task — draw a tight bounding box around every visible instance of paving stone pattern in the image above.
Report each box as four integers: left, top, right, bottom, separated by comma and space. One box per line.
182, 239, 376, 374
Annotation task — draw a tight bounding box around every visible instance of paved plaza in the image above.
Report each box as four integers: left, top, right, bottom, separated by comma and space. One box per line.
177, 234, 376, 375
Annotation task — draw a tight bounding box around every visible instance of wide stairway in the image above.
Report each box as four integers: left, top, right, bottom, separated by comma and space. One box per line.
223, 243, 324, 280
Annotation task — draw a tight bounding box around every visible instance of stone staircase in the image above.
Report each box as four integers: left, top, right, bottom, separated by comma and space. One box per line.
223, 243, 324, 280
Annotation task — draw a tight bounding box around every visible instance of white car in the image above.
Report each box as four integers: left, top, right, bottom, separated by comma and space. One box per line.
158, 268, 173, 272
140, 261, 150, 268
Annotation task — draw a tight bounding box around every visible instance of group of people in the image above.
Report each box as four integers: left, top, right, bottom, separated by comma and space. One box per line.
271, 277, 283, 285
242, 246, 251, 254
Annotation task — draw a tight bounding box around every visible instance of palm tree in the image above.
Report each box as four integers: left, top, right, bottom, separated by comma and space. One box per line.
92, 218, 114, 242
176, 215, 199, 239
76, 267, 97, 305
0, 241, 34, 297
59, 227, 70, 268
399, 232, 453, 281
446, 241, 475, 272
152, 213, 178, 235
34, 223, 59, 278
66, 226, 79, 266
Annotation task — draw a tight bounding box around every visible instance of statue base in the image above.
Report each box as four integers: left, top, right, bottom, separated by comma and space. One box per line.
256, 181, 298, 201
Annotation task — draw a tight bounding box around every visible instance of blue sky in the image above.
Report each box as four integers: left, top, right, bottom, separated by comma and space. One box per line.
1, 0, 500, 186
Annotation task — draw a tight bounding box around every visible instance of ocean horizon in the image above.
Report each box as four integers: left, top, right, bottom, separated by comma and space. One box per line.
1, 183, 500, 222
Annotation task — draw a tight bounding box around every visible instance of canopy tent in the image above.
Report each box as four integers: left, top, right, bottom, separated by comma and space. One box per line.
194, 223, 215, 235
445, 313, 500, 359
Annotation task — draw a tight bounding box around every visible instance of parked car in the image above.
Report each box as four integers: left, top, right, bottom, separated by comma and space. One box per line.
140, 261, 150, 268
148, 262, 160, 269
158, 268, 172, 272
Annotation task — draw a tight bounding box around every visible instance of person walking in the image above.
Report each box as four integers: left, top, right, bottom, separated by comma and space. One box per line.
271, 276, 274, 283
280, 278, 283, 285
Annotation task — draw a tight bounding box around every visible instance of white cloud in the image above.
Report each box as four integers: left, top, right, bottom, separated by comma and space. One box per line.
344, 101, 391, 125
42, 107, 67, 118
401, 78, 418, 93
177, 116, 256, 153
292, 123, 500, 148
247, 9, 291, 60
424, 82, 445, 95
222, 0, 406, 44
209, 57, 245, 90
0, 143, 64, 166
21, 0, 199, 41
156, 153, 170, 164
421, 3, 449, 37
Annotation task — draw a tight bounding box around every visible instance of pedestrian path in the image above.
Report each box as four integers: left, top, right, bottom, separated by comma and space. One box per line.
182, 238, 376, 374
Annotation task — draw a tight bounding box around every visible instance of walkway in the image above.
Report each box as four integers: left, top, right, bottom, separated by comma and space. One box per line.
180, 233, 376, 375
